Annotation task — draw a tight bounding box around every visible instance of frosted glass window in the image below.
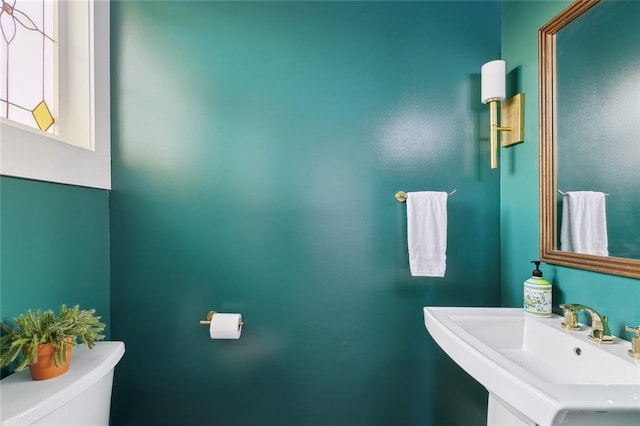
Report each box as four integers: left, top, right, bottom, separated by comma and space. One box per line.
1, 0, 56, 132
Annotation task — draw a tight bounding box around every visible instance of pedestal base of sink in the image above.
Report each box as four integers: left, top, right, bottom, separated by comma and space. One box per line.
488, 393, 534, 426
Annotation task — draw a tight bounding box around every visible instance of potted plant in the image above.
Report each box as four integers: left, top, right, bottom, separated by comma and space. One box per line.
0, 305, 105, 380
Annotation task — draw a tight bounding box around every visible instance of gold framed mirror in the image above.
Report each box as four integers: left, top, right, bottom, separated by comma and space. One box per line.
539, 0, 640, 279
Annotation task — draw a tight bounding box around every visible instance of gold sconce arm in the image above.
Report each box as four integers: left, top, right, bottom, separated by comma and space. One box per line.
487, 94, 525, 169
488, 100, 500, 169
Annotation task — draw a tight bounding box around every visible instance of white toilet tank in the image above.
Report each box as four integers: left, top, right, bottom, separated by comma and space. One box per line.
0, 341, 125, 426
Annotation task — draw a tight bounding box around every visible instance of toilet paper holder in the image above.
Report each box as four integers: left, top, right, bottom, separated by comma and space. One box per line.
199, 311, 244, 326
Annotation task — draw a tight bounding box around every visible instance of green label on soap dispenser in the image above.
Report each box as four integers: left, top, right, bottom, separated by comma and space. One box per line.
524, 284, 552, 316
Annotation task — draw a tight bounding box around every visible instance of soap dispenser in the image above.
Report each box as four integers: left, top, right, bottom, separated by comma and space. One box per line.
524, 261, 552, 317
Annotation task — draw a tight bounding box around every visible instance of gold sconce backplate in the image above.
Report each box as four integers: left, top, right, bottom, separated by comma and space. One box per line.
501, 93, 525, 147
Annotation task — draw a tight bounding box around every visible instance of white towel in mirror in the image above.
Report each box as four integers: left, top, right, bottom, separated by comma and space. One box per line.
560, 191, 608, 256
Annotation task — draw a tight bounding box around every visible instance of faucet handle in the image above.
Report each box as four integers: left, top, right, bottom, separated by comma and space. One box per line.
559, 304, 580, 330
559, 303, 576, 312
625, 326, 640, 359
625, 325, 640, 334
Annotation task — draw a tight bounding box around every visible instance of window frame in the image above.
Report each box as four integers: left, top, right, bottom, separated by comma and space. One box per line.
0, 0, 110, 190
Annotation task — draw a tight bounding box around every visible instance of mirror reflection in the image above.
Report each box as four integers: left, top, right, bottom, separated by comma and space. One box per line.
555, 0, 640, 260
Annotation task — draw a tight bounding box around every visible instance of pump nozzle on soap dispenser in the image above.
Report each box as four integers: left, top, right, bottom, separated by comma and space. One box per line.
524, 260, 552, 317
531, 261, 543, 277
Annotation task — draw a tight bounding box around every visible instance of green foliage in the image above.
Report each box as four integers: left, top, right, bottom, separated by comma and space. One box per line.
0, 305, 105, 372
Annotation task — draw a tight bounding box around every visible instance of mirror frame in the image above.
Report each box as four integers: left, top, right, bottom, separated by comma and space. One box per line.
539, 0, 640, 279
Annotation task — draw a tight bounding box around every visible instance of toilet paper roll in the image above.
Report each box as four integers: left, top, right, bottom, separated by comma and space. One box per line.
209, 313, 243, 339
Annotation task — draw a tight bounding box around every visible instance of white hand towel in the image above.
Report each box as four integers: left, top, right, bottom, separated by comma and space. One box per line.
406, 191, 448, 277
560, 191, 608, 256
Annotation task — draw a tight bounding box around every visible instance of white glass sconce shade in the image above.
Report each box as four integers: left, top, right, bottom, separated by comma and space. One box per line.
480, 59, 524, 169
481, 60, 506, 103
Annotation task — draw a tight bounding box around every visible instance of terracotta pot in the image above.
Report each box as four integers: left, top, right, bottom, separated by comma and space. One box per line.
25, 342, 73, 381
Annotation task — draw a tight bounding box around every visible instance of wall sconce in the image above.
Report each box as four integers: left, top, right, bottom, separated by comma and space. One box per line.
481, 60, 525, 169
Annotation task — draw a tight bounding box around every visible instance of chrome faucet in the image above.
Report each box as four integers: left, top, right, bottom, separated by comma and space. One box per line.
559, 304, 614, 344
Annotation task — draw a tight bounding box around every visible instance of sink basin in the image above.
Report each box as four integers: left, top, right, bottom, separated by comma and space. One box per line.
424, 307, 640, 425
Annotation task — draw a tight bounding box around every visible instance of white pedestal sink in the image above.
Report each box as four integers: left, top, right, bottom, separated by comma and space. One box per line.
423, 307, 640, 426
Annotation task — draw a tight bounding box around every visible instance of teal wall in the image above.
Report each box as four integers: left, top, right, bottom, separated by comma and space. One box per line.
500, 1, 640, 336
5, 2, 635, 425
110, 1, 500, 425
0, 176, 111, 377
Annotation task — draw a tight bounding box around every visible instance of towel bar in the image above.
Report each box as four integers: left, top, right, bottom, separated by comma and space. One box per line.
557, 190, 609, 196
395, 189, 457, 203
